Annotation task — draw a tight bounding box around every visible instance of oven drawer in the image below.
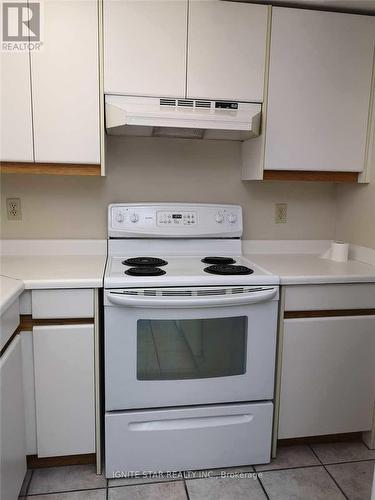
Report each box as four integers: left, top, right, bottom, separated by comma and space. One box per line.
105, 402, 273, 476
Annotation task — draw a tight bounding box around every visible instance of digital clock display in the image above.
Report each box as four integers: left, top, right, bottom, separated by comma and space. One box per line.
172, 214, 182, 219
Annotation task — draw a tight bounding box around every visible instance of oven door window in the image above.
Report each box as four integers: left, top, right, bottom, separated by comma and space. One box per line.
137, 317, 247, 380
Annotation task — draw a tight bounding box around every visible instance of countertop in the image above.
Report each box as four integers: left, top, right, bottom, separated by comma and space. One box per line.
245, 253, 375, 285
0, 275, 24, 315
1, 255, 106, 289
0, 240, 107, 290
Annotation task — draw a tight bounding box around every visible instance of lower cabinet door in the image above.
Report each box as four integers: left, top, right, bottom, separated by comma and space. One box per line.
33, 324, 95, 457
279, 316, 375, 439
1, 335, 27, 500
105, 402, 273, 477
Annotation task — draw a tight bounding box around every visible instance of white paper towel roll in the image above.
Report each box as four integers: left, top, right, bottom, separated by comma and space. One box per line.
330, 241, 349, 262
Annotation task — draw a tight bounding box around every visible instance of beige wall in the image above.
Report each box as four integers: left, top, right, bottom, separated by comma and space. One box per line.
335, 159, 375, 249
1, 137, 337, 240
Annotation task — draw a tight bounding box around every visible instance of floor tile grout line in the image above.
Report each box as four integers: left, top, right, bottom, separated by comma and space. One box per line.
257, 475, 271, 500
254, 456, 375, 473
318, 457, 375, 466
25, 469, 34, 497
254, 463, 322, 473
26, 486, 108, 497
308, 445, 350, 500
183, 479, 191, 500
108, 478, 185, 488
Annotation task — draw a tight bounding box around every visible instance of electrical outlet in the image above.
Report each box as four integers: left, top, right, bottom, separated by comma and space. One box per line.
275, 203, 287, 224
6, 198, 22, 220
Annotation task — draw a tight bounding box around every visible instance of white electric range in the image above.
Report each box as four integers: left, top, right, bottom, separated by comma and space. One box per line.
104, 203, 279, 477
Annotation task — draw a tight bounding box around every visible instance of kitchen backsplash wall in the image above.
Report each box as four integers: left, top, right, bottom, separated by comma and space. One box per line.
335, 159, 375, 249
1, 137, 337, 240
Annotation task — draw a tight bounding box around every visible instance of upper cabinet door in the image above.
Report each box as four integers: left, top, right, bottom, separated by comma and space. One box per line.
265, 8, 375, 173
31, 0, 100, 164
187, 1, 268, 102
104, 0, 188, 98
1, 52, 33, 162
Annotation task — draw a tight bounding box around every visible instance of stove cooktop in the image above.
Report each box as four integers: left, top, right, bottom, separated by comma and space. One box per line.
105, 255, 277, 288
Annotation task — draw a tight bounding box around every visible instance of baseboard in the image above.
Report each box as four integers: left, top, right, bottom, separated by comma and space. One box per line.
27, 453, 96, 469
278, 432, 362, 446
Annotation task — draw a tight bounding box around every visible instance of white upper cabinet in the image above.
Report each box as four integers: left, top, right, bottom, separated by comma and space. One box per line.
265, 8, 375, 172
104, 0, 188, 98
187, 1, 268, 102
31, 0, 100, 164
0, 52, 33, 162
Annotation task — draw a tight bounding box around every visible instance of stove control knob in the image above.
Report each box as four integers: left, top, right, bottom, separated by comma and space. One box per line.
115, 212, 124, 223
215, 212, 224, 223
228, 213, 237, 224
130, 213, 139, 223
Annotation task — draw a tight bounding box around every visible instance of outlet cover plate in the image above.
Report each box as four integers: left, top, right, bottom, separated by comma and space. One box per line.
275, 203, 287, 224
6, 198, 22, 220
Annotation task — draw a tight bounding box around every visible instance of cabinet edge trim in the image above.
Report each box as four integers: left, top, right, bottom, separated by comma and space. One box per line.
285, 309, 375, 318
263, 170, 359, 183
0, 162, 101, 176
20, 315, 94, 331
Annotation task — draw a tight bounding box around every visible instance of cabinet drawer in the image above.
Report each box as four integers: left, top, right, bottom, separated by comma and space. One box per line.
285, 283, 375, 311
32, 289, 93, 319
105, 402, 273, 476
0, 299, 20, 352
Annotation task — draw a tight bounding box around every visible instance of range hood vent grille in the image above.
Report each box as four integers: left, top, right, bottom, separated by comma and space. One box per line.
195, 100, 211, 108
177, 99, 194, 107
160, 98, 212, 109
160, 98, 176, 106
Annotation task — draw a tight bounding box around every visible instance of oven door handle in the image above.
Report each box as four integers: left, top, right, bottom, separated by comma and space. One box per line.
106, 287, 278, 308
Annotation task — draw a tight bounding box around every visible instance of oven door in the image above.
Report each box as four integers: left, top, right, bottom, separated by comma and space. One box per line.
104, 286, 278, 411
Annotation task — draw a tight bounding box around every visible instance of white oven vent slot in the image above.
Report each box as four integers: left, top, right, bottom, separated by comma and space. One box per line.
197, 289, 227, 296
162, 290, 193, 296
177, 99, 194, 107
160, 98, 176, 106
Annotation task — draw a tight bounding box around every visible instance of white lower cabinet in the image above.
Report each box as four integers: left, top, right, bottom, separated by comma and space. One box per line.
1, 335, 27, 500
21, 331, 38, 455
33, 324, 95, 457
279, 316, 375, 439
105, 402, 273, 476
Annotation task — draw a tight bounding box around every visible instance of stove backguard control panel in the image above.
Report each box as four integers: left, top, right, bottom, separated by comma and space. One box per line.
108, 203, 243, 238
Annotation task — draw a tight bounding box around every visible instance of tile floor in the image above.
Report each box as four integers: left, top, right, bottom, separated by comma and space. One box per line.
19, 440, 375, 500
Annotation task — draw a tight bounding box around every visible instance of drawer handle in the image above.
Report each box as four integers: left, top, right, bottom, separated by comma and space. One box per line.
128, 414, 253, 431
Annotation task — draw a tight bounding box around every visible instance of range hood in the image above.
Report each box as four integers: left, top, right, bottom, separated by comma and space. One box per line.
105, 95, 261, 141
